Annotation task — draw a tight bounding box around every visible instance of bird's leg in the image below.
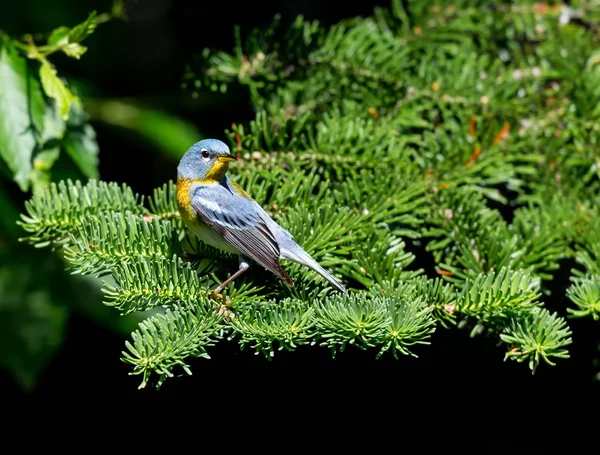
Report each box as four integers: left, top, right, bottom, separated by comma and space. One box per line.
208, 259, 250, 320
214, 259, 250, 294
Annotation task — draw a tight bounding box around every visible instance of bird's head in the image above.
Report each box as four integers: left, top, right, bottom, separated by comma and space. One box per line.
177, 139, 237, 182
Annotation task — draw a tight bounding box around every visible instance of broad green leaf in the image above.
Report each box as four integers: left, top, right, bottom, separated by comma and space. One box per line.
63, 127, 99, 179
39, 62, 79, 120
30, 102, 67, 192
0, 43, 45, 191
33, 147, 60, 172
68, 11, 98, 44
31, 147, 61, 192
47, 26, 70, 46
41, 100, 67, 145
60, 103, 98, 178
62, 43, 87, 59
63, 102, 99, 178
47, 14, 94, 60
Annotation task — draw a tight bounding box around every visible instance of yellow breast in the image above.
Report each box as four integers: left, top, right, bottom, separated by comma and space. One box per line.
176, 178, 199, 227
176, 178, 240, 254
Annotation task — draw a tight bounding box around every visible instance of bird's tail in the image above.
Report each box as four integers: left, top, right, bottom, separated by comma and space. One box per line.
280, 243, 347, 294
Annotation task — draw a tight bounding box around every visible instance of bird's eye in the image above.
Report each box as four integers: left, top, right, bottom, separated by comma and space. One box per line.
201, 149, 210, 159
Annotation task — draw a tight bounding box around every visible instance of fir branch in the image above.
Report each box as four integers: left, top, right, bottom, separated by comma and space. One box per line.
102, 255, 211, 314
369, 277, 457, 328
567, 275, 600, 320
274, 203, 355, 282
573, 224, 600, 276
350, 173, 430, 237
227, 109, 311, 160
350, 234, 418, 287
179, 230, 237, 274
575, 245, 600, 277
455, 267, 542, 327
190, 16, 412, 104
278, 203, 354, 259
404, 276, 458, 328
425, 187, 575, 286
309, 18, 410, 89
500, 308, 572, 374
376, 295, 435, 359
103, 253, 262, 316
509, 201, 573, 281
262, 173, 428, 297
314, 292, 435, 358
18, 179, 144, 248
227, 106, 416, 182
229, 298, 315, 358
122, 304, 223, 389
230, 167, 324, 213
439, 226, 524, 284
147, 180, 183, 225
424, 187, 504, 265
65, 211, 180, 277
314, 293, 387, 355
183, 15, 324, 96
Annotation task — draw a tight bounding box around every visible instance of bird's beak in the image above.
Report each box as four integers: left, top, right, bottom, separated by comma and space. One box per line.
217, 153, 237, 163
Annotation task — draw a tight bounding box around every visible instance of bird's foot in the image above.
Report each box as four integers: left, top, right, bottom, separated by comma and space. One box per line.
214, 304, 235, 321
206, 289, 234, 320
207, 289, 228, 302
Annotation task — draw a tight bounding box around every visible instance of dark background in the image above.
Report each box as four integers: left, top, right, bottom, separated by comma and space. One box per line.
1, 0, 599, 416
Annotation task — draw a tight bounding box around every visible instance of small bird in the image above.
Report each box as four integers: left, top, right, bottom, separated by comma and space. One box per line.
176, 139, 347, 294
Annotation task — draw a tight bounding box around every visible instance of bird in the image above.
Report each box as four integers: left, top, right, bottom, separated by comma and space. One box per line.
176, 138, 347, 295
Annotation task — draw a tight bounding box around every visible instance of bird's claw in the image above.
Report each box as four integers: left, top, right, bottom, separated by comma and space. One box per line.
207, 289, 228, 302
215, 304, 235, 321
206, 290, 235, 320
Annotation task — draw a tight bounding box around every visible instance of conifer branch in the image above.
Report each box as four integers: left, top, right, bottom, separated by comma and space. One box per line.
439, 226, 524, 285
500, 308, 572, 374
509, 201, 573, 281
102, 254, 262, 315
122, 303, 224, 389
148, 181, 184, 226
456, 267, 542, 326
18, 179, 144, 248
566, 275, 600, 320
350, 234, 418, 287
424, 187, 505, 265
229, 299, 315, 358
65, 212, 181, 277
573, 229, 600, 276
102, 255, 211, 314
398, 276, 458, 328
179, 230, 237, 273
314, 293, 435, 358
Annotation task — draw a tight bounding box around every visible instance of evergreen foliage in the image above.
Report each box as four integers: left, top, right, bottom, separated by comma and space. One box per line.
17, 0, 600, 388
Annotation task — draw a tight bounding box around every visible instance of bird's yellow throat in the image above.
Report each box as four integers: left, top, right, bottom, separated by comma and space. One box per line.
204, 161, 230, 183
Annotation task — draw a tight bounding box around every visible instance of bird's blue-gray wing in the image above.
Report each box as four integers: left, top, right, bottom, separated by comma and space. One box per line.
190, 186, 292, 285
